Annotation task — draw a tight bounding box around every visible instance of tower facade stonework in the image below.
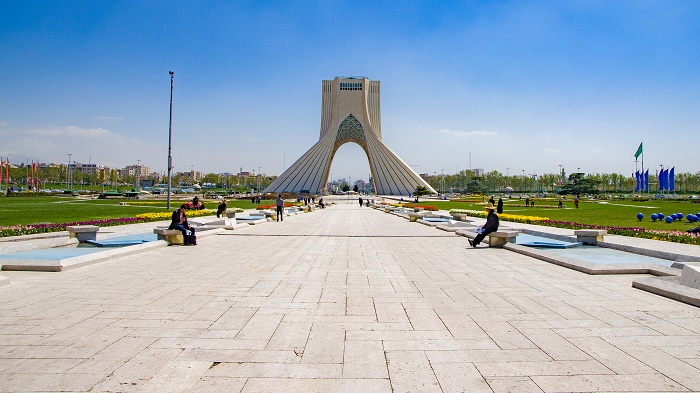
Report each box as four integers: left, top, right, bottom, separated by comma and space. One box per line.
263, 77, 436, 195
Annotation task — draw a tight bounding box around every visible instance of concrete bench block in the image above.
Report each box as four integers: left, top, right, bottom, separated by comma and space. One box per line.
407, 212, 426, 222
451, 213, 469, 221
488, 231, 519, 248
575, 229, 607, 245
153, 229, 184, 245
680, 265, 700, 290
225, 211, 237, 218
448, 220, 471, 228
66, 225, 99, 242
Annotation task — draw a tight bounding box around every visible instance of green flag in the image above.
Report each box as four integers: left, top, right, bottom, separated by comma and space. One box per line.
634, 142, 643, 159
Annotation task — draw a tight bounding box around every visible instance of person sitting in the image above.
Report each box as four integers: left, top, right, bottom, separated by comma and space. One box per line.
169, 204, 196, 245
216, 199, 227, 218
186, 196, 205, 210
468, 202, 499, 248
319, 197, 325, 208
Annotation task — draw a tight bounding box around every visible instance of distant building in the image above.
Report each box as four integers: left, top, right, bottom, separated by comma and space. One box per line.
69, 162, 107, 175
175, 170, 202, 182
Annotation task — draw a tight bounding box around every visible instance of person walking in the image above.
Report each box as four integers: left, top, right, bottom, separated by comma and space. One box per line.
574, 196, 580, 208
359, 196, 363, 207
275, 194, 284, 222
169, 204, 196, 245
468, 202, 499, 248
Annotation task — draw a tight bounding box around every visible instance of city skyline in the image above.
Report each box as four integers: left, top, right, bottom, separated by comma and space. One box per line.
1, 1, 699, 181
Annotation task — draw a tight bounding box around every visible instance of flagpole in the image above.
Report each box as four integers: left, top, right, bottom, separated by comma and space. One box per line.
642, 149, 646, 194
635, 159, 638, 194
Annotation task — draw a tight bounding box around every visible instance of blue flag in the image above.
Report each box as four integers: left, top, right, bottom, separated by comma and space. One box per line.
644, 170, 649, 192
670, 167, 675, 191
635, 171, 641, 192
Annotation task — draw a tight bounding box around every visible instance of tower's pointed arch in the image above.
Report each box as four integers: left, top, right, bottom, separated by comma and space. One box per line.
264, 77, 436, 195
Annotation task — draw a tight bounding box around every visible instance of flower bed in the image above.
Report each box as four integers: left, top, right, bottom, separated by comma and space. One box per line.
123, 201, 167, 206
256, 203, 297, 210
1, 217, 145, 237
0, 209, 217, 237
448, 209, 700, 245
404, 204, 439, 211
135, 209, 215, 221
539, 219, 700, 245
507, 204, 562, 209
449, 209, 550, 224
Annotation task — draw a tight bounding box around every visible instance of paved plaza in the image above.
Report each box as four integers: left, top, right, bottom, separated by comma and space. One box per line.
1, 200, 700, 392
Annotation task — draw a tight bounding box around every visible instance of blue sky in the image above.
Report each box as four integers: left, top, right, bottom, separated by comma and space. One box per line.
1, 1, 698, 181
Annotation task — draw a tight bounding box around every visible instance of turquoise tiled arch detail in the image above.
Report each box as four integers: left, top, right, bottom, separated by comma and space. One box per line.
334, 114, 366, 151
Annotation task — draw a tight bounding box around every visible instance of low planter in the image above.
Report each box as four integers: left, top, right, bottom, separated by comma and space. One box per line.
452, 213, 468, 221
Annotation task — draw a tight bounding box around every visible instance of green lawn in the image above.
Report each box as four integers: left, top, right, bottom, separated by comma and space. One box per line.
3, 195, 699, 232
415, 198, 700, 231
0, 196, 277, 226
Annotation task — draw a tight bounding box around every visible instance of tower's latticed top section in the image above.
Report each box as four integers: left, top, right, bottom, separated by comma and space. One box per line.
263, 77, 436, 196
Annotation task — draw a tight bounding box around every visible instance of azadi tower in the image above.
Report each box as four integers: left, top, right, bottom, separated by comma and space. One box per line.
264, 77, 436, 196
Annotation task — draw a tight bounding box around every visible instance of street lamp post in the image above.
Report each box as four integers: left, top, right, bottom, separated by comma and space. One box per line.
67, 153, 72, 191
137, 159, 141, 189
441, 168, 444, 196
167, 71, 174, 210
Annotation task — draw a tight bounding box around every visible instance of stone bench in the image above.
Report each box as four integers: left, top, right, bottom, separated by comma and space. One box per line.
680, 265, 700, 290
66, 225, 99, 242
487, 230, 519, 248
407, 212, 428, 222
574, 230, 606, 245
451, 213, 469, 221
225, 210, 237, 219
153, 228, 184, 245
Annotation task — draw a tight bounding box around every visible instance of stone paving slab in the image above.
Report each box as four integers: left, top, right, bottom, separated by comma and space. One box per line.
1, 197, 700, 392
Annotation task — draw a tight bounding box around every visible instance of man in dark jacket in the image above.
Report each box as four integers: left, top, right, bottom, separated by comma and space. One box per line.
275, 194, 284, 222
169, 204, 195, 245
469, 202, 499, 248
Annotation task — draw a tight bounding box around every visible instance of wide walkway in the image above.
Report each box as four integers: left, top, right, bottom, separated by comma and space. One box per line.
1, 200, 700, 392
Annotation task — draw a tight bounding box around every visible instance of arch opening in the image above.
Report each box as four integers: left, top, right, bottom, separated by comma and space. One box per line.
327, 141, 372, 192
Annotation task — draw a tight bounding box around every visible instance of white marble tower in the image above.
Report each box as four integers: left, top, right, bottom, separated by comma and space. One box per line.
263, 77, 436, 196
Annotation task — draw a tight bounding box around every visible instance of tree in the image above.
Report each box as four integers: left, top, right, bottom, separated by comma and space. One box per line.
412, 185, 430, 202
558, 173, 600, 196
342, 184, 350, 192
465, 178, 485, 194
353, 184, 359, 193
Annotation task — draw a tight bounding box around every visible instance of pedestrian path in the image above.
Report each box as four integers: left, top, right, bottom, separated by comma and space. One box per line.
1, 200, 700, 392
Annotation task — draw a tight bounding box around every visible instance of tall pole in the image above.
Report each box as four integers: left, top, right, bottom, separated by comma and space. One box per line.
258, 166, 261, 194
167, 71, 174, 210
137, 159, 141, 189
67, 153, 72, 191
441, 167, 444, 196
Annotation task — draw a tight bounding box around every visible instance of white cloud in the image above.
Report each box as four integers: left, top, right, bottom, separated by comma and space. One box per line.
1, 124, 163, 169
543, 147, 560, 153
25, 126, 114, 139
438, 129, 497, 137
